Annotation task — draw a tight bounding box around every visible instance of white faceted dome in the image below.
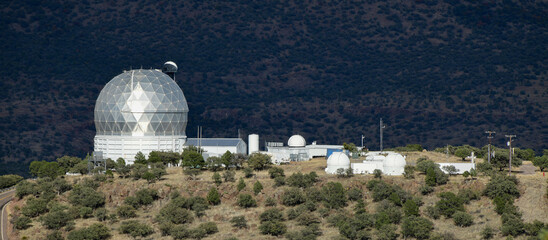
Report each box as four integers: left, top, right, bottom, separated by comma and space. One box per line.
327, 152, 350, 167
288, 135, 306, 147
94, 69, 189, 137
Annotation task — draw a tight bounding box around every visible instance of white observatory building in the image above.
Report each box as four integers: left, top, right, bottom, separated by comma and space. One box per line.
93, 62, 189, 164
325, 151, 407, 176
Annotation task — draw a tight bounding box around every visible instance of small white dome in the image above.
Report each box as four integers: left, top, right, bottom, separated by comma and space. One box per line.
383, 154, 406, 167
288, 135, 306, 147
327, 152, 350, 167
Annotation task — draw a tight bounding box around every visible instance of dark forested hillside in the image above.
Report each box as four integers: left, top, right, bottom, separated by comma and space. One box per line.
0, 0, 546, 176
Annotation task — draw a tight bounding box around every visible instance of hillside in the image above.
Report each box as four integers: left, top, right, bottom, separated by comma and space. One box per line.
0, 0, 547, 176
5, 152, 548, 239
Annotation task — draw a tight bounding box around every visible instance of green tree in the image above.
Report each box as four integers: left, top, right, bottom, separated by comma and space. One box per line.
343, 142, 357, 152
22, 198, 48, 217
37, 162, 63, 179
373, 169, 383, 179
221, 151, 235, 169
56, 156, 82, 173
119, 220, 154, 238
212, 172, 222, 186
248, 153, 272, 170
116, 205, 137, 219
70, 161, 89, 175
223, 170, 236, 182
230, 216, 247, 229
69, 186, 105, 209
322, 182, 346, 209
442, 165, 458, 176
532, 155, 548, 172
435, 192, 464, 218
243, 167, 254, 178
181, 151, 205, 168
183, 168, 202, 180
401, 216, 434, 239
403, 199, 419, 216
253, 181, 263, 195
282, 188, 306, 206
483, 174, 520, 199
237, 194, 257, 208
425, 167, 436, 186
15, 180, 39, 198
41, 210, 72, 230
453, 211, 474, 227
134, 151, 147, 165
207, 187, 220, 205
206, 156, 223, 171
237, 177, 246, 191
268, 167, 285, 178
0, 174, 23, 188
67, 223, 111, 240
403, 165, 415, 179
12, 215, 32, 230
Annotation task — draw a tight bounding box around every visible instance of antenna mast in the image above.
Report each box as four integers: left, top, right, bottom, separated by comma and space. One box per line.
380, 118, 386, 152
485, 131, 495, 164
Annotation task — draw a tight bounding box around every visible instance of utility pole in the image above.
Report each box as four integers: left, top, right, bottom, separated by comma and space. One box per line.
380, 118, 386, 152
361, 135, 365, 149
505, 135, 516, 176
485, 131, 496, 164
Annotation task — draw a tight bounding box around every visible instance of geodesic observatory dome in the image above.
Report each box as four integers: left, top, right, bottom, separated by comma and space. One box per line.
94, 62, 188, 163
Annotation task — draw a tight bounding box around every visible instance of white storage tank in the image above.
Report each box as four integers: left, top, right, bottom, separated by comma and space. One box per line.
248, 134, 259, 154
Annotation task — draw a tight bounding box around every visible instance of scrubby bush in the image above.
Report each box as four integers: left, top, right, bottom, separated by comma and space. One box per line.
296, 212, 320, 226
268, 167, 285, 178
243, 167, 254, 178
40, 209, 72, 229
67, 223, 111, 240
248, 153, 272, 170
347, 188, 363, 201
94, 208, 108, 221
212, 172, 222, 185
483, 174, 520, 199
523, 220, 546, 236
237, 194, 257, 208
156, 203, 194, 224
282, 188, 306, 206
373, 169, 383, 178
46, 230, 64, 240
274, 176, 286, 187
458, 188, 481, 203
403, 199, 419, 216
287, 172, 318, 188
377, 224, 399, 240
260, 208, 284, 223
237, 177, 246, 191
230, 216, 248, 229
207, 187, 220, 205
12, 215, 32, 230
15, 180, 39, 198
78, 206, 93, 218
253, 181, 263, 195
435, 192, 464, 218
453, 211, 474, 227
322, 182, 346, 209
265, 197, 276, 206
501, 213, 524, 236
22, 197, 49, 217
259, 221, 287, 236
481, 226, 495, 239
133, 188, 158, 206
426, 206, 440, 219
403, 165, 415, 179
116, 205, 136, 219
420, 185, 434, 195
375, 200, 402, 228
401, 216, 434, 239
68, 186, 105, 209
119, 220, 154, 238
198, 222, 218, 235
223, 170, 236, 182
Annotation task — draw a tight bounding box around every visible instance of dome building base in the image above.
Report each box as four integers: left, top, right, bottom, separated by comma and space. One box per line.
94, 135, 186, 164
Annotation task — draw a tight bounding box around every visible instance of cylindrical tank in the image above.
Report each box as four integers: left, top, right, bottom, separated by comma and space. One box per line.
248, 134, 259, 154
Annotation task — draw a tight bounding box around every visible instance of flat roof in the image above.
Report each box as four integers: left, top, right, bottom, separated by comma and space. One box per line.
185, 138, 244, 147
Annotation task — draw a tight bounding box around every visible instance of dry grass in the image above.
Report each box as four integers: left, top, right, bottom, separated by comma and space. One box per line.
7, 156, 548, 239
